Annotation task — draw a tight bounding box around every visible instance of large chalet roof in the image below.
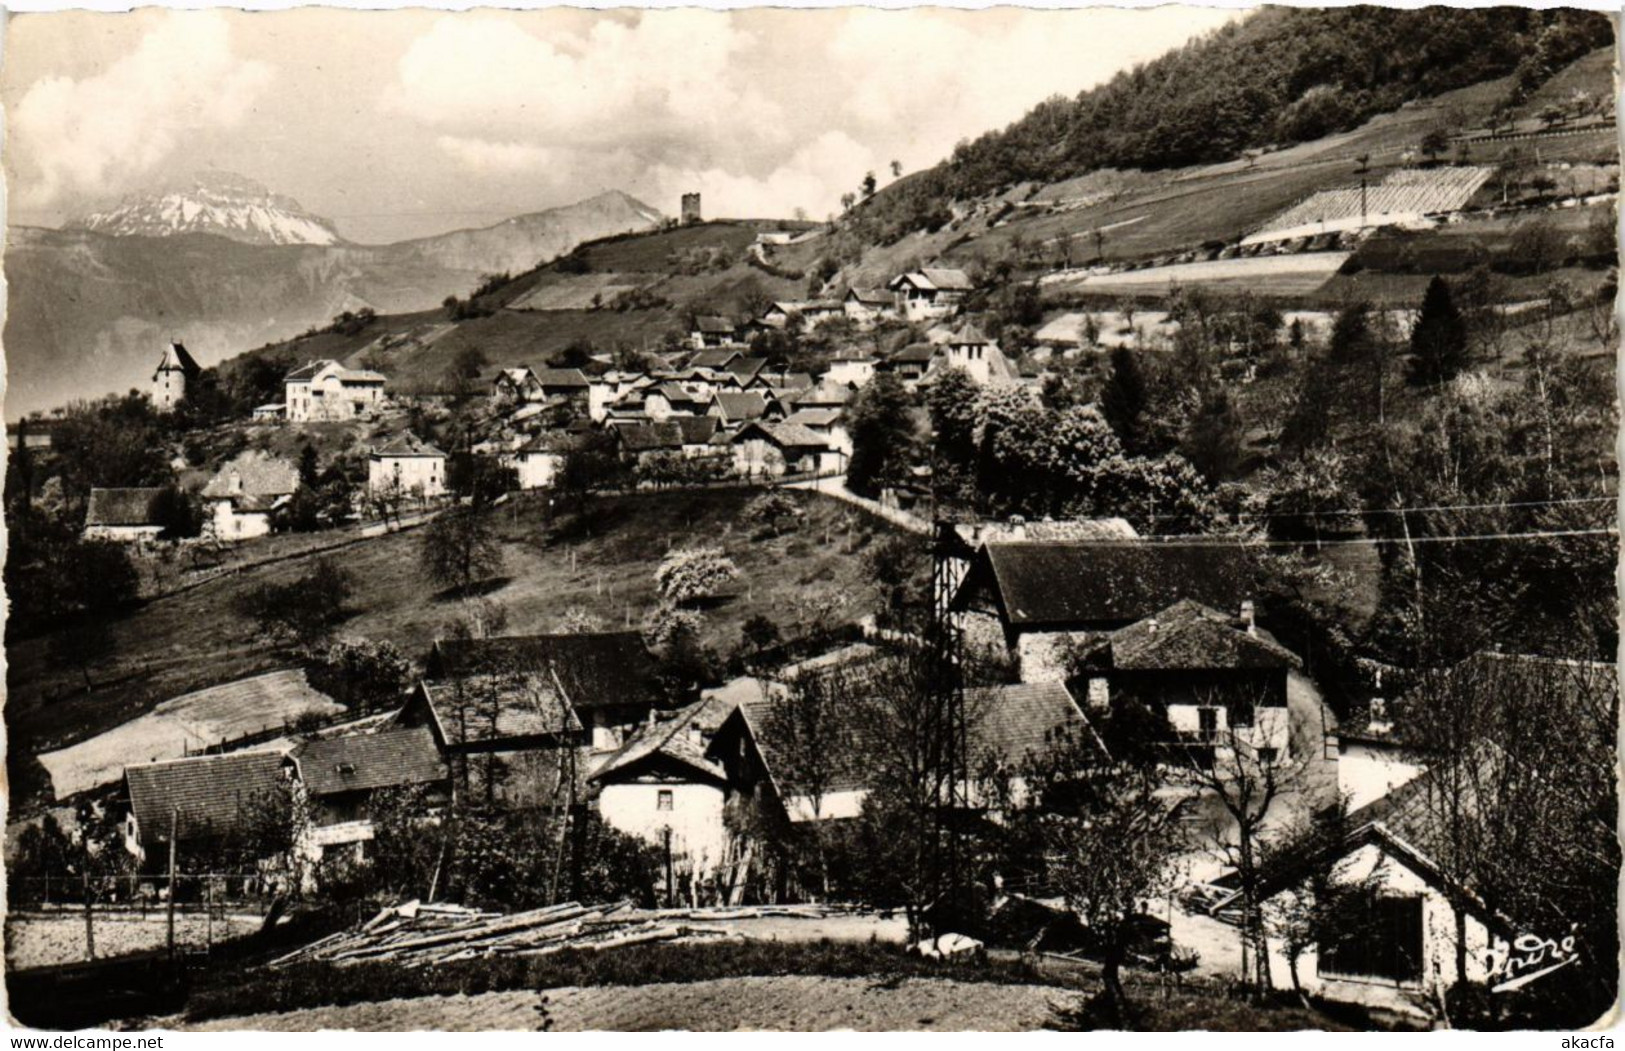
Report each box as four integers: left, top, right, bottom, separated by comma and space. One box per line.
732, 420, 829, 452
125, 751, 292, 844
889, 268, 973, 292
889, 343, 939, 365
410, 675, 580, 748
673, 415, 721, 445
688, 349, 742, 370
293, 726, 447, 798
426, 632, 664, 712
692, 315, 737, 335
1100, 599, 1298, 671
284, 359, 386, 385
951, 541, 1260, 628
724, 357, 770, 384
200, 450, 299, 503
846, 287, 894, 306
85, 487, 165, 528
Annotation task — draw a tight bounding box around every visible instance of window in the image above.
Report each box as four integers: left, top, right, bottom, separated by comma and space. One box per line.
657, 789, 674, 811
1320, 895, 1424, 983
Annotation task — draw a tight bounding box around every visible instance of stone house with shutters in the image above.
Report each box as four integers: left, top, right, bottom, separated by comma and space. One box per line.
367, 432, 447, 500
284, 360, 387, 422
887, 268, 973, 322
201, 450, 299, 541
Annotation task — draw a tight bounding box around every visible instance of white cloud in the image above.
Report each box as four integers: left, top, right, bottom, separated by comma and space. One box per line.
387, 12, 784, 166
646, 131, 882, 221
435, 136, 555, 175
12, 11, 274, 208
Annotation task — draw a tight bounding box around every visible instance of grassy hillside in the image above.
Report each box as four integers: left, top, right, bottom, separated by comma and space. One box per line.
6, 487, 902, 808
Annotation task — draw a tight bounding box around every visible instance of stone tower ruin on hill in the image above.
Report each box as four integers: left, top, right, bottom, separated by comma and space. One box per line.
681, 193, 702, 225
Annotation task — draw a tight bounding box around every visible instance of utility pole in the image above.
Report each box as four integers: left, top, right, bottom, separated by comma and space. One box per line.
166, 806, 179, 961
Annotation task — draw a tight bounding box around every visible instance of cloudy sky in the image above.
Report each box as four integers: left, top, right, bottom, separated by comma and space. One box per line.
3, 7, 1238, 244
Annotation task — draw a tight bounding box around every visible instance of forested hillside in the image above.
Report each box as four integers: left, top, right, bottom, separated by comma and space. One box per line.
867, 6, 1612, 236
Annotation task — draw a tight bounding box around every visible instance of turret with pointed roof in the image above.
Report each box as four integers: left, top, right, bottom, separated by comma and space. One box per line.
151, 340, 201, 413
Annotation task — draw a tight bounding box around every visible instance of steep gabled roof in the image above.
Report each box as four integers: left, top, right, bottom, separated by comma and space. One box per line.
673, 414, 721, 445
732, 420, 830, 452
412, 676, 580, 747
156, 341, 201, 376
201, 450, 300, 502
889, 343, 939, 365
294, 727, 448, 797
372, 432, 446, 458
617, 421, 685, 452
921, 267, 973, 291
712, 390, 770, 422
284, 359, 333, 383
949, 321, 994, 345
725, 357, 769, 383
125, 751, 293, 844
783, 407, 842, 429
1102, 599, 1299, 671
846, 287, 895, 306
952, 542, 1259, 628
693, 315, 737, 335
589, 697, 729, 786
85, 487, 166, 528
791, 381, 854, 407
688, 349, 743, 369
427, 632, 664, 712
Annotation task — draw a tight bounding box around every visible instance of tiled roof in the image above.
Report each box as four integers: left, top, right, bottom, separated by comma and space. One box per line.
712, 391, 770, 421
950, 321, 993, 345
294, 726, 448, 797
1102, 600, 1299, 671
372, 432, 446, 458
921, 267, 974, 291
589, 697, 730, 785
689, 349, 742, 369
725, 357, 769, 382
201, 450, 300, 501
954, 541, 1259, 628
126, 751, 293, 844
733, 421, 829, 451
693, 315, 736, 334
673, 415, 720, 445
791, 381, 854, 406
535, 368, 591, 389
284, 360, 331, 383
416, 675, 580, 746
889, 343, 939, 365
85, 487, 165, 528
618, 421, 685, 452
427, 632, 664, 712
846, 287, 894, 306
964, 682, 1089, 770
783, 408, 841, 429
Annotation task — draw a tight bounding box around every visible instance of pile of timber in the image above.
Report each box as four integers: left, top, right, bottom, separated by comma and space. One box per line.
267, 899, 852, 969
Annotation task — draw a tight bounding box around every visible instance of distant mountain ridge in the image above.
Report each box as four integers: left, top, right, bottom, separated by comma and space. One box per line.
68, 171, 345, 247
5, 189, 666, 418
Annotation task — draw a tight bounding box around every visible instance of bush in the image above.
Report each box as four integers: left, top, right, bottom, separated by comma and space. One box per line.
234, 557, 355, 650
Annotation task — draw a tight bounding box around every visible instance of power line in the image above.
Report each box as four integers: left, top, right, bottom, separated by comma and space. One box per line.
1137, 495, 1616, 523
1134, 527, 1618, 548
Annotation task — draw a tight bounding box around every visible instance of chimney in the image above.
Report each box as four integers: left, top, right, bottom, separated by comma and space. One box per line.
1240, 600, 1256, 636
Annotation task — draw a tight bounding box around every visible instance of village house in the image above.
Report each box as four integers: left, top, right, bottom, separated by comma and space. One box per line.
709, 390, 780, 428
368, 432, 447, 500
402, 632, 675, 805
687, 348, 743, 372
506, 431, 580, 490
645, 382, 708, 421
724, 356, 770, 388
690, 315, 740, 350
781, 407, 851, 457
843, 287, 899, 327
950, 540, 1259, 684
887, 267, 973, 322
284, 360, 388, 422
932, 322, 1020, 386
1071, 598, 1298, 762
786, 379, 854, 411
201, 449, 299, 540
881, 343, 939, 388
534, 368, 593, 409
291, 727, 451, 862
122, 750, 298, 870
730, 420, 842, 478
587, 694, 740, 886
150, 341, 201, 413
491, 367, 543, 405
823, 348, 878, 388
83, 487, 168, 542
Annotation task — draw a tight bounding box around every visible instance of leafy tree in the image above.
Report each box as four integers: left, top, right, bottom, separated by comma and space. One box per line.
655, 545, 739, 606
740, 614, 781, 659
235, 557, 355, 651
860, 172, 877, 199
1419, 127, 1451, 163
1408, 276, 1471, 386
555, 606, 608, 634
1100, 347, 1150, 453
740, 489, 804, 538
845, 372, 915, 497
297, 444, 320, 488
420, 507, 504, 596
1180, 387, 1246, 482
310, 638, 414, 714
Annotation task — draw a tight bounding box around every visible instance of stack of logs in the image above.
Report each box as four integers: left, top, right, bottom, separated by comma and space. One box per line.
267, 900, 849, 969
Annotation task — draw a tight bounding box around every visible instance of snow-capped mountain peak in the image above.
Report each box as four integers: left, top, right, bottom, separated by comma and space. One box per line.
70, 172, 344, 246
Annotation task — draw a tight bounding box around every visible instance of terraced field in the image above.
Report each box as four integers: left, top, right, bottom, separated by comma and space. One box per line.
1043, 251, 1352, 298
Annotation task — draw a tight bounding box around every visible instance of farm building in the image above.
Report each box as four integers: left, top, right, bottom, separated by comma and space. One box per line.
843, 287, 899, 326
284, 360, 387, 422
201, 449, 299, 540
709, 390, 780, 427
492, 367, 543, 404
781, 408, 850, 456
150, 341, 201, 414
950, 540, 1260, 683
507, 431, 581, 490
887, 268, 973, 322
880, 343, 938, 387
368, 432, 447, 500
690, 315, 740, 350
83, 487, 167, 542
292, 727, 451, 860
729, 421, 842, 478
122, 750, 298, 868
823, 348, 878, 388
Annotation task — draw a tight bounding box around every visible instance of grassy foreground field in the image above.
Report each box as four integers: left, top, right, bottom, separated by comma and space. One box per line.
176, 938, 1356, 1032
7, 487, 898, 808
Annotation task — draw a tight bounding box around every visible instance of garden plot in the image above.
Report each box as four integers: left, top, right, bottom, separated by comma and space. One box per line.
1051, 252, 1351, 298
36, 669, 344, 800
510, 273, 652, 311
